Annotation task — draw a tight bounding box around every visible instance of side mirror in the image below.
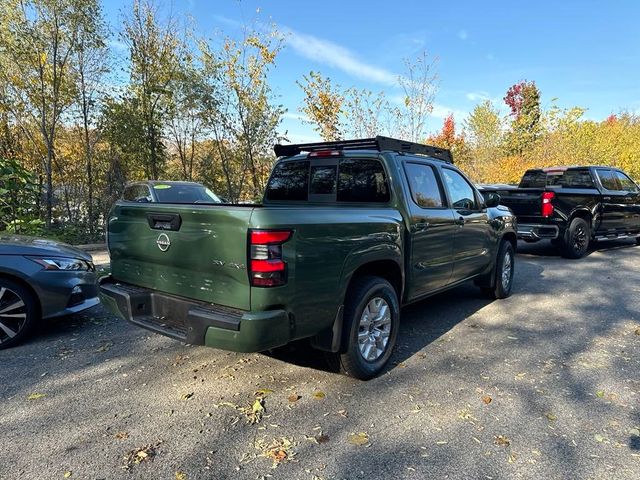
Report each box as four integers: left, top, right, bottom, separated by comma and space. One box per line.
484, 192, 501, 208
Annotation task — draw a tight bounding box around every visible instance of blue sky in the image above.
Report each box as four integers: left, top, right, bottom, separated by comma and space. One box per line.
103, 0, 640, 142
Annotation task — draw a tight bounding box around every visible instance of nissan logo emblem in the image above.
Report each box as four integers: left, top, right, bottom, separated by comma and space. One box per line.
156, 233, 171, 252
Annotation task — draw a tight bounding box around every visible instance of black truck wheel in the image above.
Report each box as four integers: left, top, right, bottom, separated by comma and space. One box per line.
329, 276, 399, 380
481, 240, 515, 299
560, 217, 590, 259
0, 279, 38, 350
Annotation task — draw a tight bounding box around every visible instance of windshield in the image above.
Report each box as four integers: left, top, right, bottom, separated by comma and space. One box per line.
152, 183, 222, 204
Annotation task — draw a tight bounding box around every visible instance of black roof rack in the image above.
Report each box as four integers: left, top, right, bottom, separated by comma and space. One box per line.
274, 136, 453, 164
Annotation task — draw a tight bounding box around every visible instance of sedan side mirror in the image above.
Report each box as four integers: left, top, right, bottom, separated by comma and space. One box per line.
484, 192, 501, 208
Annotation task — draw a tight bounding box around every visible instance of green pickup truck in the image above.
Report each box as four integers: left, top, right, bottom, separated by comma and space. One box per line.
100, 137, 517, 379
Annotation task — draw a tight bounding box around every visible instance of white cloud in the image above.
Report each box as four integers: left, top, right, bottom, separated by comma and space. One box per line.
457, 29, 468, 41
465, 91, 491, 102
282, 27, 398, 85
431, 103, 467, 120
282, 112, 310, 123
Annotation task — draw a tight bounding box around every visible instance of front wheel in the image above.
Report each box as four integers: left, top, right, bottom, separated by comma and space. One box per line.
0, 279, 39, 350
560, 217, 590, 259
482, 240, 515, 299
328, 276, 400, 380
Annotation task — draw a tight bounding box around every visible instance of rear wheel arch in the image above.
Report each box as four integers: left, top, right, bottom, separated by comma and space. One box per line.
570, 209, 593, 233
311, 258, 403, 354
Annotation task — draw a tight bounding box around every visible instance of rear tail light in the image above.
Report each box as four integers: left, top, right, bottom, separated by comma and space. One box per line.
541, 191, 555, 217
249, 229, 293, 287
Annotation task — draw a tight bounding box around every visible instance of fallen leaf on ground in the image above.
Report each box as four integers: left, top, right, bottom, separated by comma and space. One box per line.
594, 434, 605, 443
255, 388, 274, 397
122, 442, 162, 469
348, 432, 370, 446
595, 390, 605, 398
313, 391, 326, 400
635, 327, 640, 336
257, 437, 295, 468
545, 412, 557, 421
181, 392, 194, 400
241, 398, 264, 424
63, 472, 72, 478
27, 393, 46, 400
515, 373, 526, 380
481, 395, 492, 405
115, 432, 129, 440
95, 342, 113, 353
288, 394, 301, 403
175, 471, 187, 480
629, 428, 640, 437
494, 435, 511, 447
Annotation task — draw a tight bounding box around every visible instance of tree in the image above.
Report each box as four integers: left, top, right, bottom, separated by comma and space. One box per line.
121, 0, 182, 179
0, 0, 105, 227
73, 1, 109, 235
504, 80, 541, 154
395, 51, 438, 142
200, 24, 285, 200
297, 71, 344, 141
464, 100, 503, 181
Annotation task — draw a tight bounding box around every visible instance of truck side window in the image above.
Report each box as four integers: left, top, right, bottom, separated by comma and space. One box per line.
265, 161, 310, 201
596, 169, 621, 191
405, 163, 444, 208
442, 168, 477, 210
337, 158, 390, 203
614, 171, 639, 192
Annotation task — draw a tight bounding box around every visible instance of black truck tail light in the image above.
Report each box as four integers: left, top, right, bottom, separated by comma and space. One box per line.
541, 191, 555, 218
249, 230, 292, 287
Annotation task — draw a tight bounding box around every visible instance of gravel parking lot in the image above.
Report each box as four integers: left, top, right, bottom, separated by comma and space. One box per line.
1, 240, 639, 480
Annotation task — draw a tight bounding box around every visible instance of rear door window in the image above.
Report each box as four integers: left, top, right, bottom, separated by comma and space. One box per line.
337, 158, 390, 203
405, 163, 445, 208
614, 171, 639, 192
265, 161, 310, 201
596, 169, 621, 191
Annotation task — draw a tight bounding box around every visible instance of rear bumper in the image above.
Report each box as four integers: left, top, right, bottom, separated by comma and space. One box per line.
517, 223, 560, 240
99, 276, 290, 352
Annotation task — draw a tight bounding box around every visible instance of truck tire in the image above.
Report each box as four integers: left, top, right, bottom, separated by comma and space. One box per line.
328, 276, 399, 380
481, 240, 515, 299
560, 217, 590, 259
0, 279, 38, 350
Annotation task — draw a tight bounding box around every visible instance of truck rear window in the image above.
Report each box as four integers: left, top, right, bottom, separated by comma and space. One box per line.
519, 169, 594, 189
265, 161, 310, 201
265, 158, 390, 203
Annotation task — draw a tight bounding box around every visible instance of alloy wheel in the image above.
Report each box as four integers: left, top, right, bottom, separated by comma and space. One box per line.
357, 297, 392, 362
501, 250, 513, 291
0, 287, 27, 344
573, 225, 587, 252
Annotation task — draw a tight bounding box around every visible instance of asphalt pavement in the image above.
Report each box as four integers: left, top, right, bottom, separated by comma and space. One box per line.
1, 240, 639, 480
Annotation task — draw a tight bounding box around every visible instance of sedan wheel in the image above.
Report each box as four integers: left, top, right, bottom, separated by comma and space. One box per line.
0, 280, 37, 349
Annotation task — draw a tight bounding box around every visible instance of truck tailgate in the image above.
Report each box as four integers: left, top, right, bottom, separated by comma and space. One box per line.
107, 203, 255, 310
484, 187, 544, 218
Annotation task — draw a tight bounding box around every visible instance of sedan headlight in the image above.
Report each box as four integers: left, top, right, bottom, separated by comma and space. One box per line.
29, 257, 94, 271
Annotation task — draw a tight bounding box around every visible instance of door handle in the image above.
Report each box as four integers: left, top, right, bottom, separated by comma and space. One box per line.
413, 221, 430, 232
455, 216, 465, 226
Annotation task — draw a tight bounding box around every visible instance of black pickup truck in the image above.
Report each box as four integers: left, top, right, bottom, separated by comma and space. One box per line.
480, 166, 640, 258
